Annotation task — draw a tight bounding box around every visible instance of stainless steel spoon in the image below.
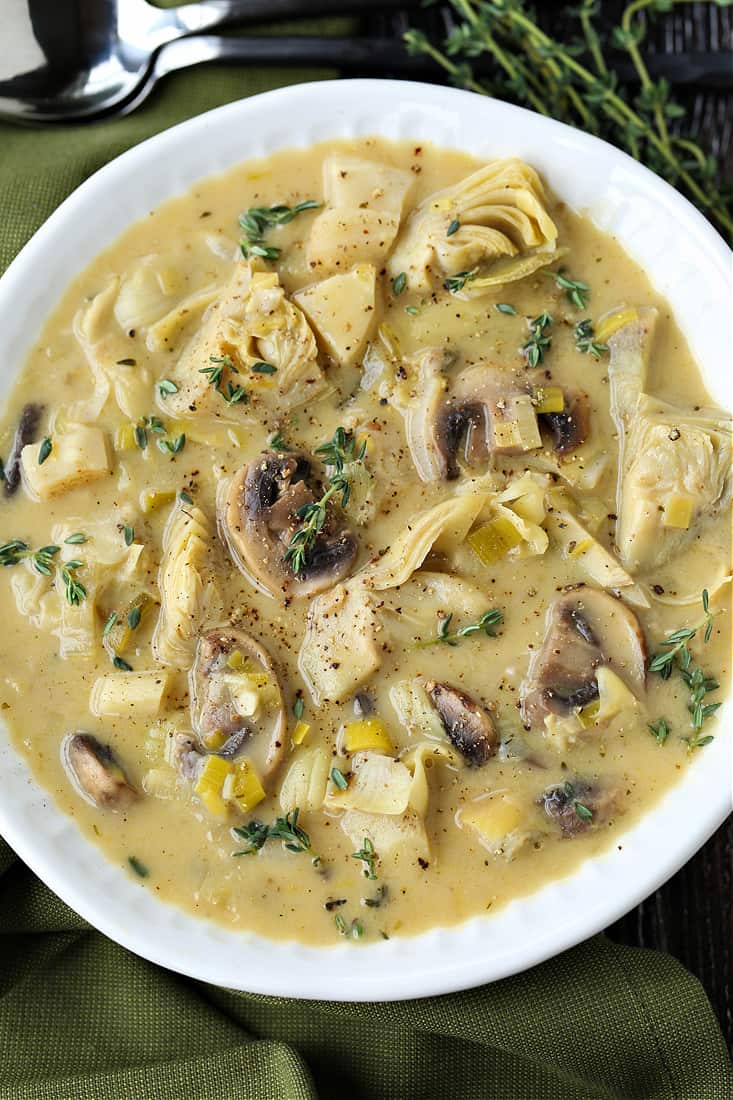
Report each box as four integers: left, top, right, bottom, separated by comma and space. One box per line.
0, 0, 410, 123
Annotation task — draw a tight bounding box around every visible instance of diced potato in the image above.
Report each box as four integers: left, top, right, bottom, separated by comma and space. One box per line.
279, 746, 330, 813
662, 492, 694, 529
461, 793, 527, 857
468, 516, 524, 565
90, 671, 171, 718
341, 718, 394, 755
324, 154, 413, 214
294, 264, 376, 366
194, 754, 233, 817
308, 210, 400, 273
223, 759, 266, 814
21, 427, 110, 500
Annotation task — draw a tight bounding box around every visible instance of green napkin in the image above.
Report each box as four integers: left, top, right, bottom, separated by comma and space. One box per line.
0, 29, 731, 1100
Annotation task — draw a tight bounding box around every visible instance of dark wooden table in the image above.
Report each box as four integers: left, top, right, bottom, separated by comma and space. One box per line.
364, 0, 732, 1051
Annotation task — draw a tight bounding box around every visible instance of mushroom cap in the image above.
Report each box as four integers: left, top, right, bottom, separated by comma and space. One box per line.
520, 586, 647, 727
540, 778, 618, 836
538, 392, 590, 455
62, 733, 137, 812
425, 681, 497, 766
222, 449, 358, 599
189, 626, 287, 779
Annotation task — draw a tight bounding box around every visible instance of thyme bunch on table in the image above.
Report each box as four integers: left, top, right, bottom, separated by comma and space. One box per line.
405, 0, 732, 237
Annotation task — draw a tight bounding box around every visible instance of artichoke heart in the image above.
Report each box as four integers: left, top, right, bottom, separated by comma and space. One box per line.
387, 158, 558, 292
152, 501, 220, 669
164, 262, 326, 418
608, 308, 732, 573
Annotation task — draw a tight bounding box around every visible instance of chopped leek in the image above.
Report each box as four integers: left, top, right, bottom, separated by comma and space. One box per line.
194, 754, 233, 817
341, 718, 394, 755
224, 759, 266, 814
468, 517, 524, 565
292, 720, 311, 746
595, 307, 638, 344
532, 386, 565, 414
140, 489, 176, 514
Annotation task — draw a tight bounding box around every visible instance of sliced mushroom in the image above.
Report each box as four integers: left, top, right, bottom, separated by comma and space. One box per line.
520, 586, 647, 728
425, 681, 497, 766
189, 627, 287, 779
539, 393, 590, 455
222, 449, 358, 598
4, 402, 43, 496
62, 733, 137, 811
539, 778, 617, 836
429, 366, 543, 479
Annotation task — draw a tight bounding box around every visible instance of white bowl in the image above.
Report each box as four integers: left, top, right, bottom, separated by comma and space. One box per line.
0, 80, 730, 1001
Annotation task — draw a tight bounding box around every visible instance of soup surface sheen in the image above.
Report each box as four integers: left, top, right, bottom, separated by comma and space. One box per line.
0, 138, 730, 946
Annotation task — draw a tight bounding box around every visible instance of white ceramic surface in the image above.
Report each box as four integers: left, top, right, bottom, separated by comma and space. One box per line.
0, 80, 730, 1001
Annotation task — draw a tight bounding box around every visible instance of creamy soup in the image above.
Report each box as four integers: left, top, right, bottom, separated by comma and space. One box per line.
0, 138, 730, 945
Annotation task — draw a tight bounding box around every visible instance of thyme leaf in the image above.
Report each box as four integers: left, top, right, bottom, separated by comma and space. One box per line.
232, 808, 319, 863
419, 608, 504, 648
647, 717, 670, 745
402, 2, 732, 238
444, 267, 478, 294
352, 836, 378, 880
392, 272, 407, 296
238, 200, 321, 261
522, 311, 553, 368
545, 269, 590, 309
285, 427, 366, 576
574, 319, 608, 359
330, 767, 348, 791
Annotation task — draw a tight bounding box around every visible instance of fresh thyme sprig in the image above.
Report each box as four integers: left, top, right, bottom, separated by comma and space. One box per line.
352, 836, 378, 880
649, 589, 720, 745
403, 0, 732, 238
545, 269, 590, 309
522, 311, 553, 367
232, 808, 319, 863
648, 717, 670, 745
418, 608, 504, 647
0, 540, 87, 605
239, 200, 321, 261
574, 319, 608, 359
285, 427, 366, 576
444, 267, 478, 293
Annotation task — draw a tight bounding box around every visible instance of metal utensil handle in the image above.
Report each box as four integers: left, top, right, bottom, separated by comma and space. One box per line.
154, 36, 733, 89
167, 0, 414, 33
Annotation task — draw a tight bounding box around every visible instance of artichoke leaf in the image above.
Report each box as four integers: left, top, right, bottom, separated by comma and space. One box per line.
609, 308, 732, 573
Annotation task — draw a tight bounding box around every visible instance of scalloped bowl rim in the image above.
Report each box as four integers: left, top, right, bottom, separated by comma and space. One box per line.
0, 80, 730, 1001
